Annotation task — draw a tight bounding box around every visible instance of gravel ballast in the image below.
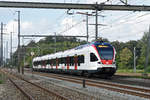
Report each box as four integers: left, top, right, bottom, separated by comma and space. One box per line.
1, 69, 149, 100
25, 72, 149, 100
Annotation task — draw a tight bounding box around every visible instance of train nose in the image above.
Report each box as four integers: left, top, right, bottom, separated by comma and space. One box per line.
97, 67, 116, 74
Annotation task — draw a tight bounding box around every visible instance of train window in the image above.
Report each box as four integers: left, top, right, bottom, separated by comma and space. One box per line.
34, 61, 36, 66
77, 55, 84, 66
53, 59, 56, 66
36, 61, 39, 66
64, 57, 66, 66
36, 61, 38, 66
70, 56, 74, 66
78, 56, 80, 66
81, 55, 84, 63
41, 61, 44, 66
45, 60, 48, 64
48, 60, 50, 64
90, 53, 98, 62
62, 58, 64, 64
60, 58, 62, 64
38, 61, 40, 65
50, 60, 53, 66
33, 62, 36, 66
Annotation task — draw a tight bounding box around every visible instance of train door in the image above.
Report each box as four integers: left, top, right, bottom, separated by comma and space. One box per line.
43, 60, 46, 69
56, 58, 58, 70
67, 56, 70, 70
74, 54, 78, 70
90, 52, 98, 69
50, 60, 53, 69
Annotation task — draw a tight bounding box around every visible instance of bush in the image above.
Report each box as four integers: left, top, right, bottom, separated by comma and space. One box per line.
145, 66, 150, 73
0, 80, 2, 84
136, 65, 144, 69
0, 74, 2, 84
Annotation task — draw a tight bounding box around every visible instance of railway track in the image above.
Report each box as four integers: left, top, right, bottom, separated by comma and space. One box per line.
30, 71, 150, 99
1, 69, 69, 100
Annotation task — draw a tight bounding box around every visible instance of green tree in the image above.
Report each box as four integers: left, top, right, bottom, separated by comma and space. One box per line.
119, 47, 133, 69
137, 32, 150, 69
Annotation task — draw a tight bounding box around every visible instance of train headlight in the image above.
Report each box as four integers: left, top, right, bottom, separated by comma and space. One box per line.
113, 61, 116, 64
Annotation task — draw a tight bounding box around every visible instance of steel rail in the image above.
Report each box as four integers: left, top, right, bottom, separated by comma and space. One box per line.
53, 73, 150, 93
19, 76, 69, 100
0, 69, 35, 100
38, 72, 150, 93
9, 78, 35, 100
2, 69, 69, 100
33, 72, 150, 99
47, 73, 150, 93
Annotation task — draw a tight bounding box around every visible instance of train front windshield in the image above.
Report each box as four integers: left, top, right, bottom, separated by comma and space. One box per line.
96, 46, 114, 60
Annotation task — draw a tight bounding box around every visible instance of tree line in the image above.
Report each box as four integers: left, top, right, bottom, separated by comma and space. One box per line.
11, 32, 150, 72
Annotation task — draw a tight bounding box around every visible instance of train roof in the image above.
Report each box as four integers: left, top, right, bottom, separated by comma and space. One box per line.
74, 41, 112, 50
33, 41, 113, 62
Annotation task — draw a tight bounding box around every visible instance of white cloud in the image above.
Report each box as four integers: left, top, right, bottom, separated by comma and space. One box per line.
59, 17, 86, 36
4, 18, 53, 57
22, 21, 32, 30
5, 20, 17, 35
96, 11, 150, 42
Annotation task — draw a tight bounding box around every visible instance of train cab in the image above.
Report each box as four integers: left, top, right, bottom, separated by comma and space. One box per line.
91, 41, 116, 76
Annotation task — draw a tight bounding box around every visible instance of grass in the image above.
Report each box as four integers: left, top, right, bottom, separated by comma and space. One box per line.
116, 69, 144, 73
134, 75, 150, 79
0, 80, 2, 84
116, 69, 150, 79
0, 73, 4, 84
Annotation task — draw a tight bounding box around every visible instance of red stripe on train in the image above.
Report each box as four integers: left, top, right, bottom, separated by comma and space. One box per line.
101, 60, 113, 65
74, 56, 77, 70
67, 57, 69, 70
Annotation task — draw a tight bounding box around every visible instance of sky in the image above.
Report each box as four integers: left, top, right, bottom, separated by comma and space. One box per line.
0, 0, 150, 59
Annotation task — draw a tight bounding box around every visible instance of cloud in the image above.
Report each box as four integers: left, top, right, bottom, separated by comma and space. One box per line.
22, 21, 32, 30
5, 20, 17, 35
4, 18, 52, 57
2, 1, 150, 43
59, 17, 86, 36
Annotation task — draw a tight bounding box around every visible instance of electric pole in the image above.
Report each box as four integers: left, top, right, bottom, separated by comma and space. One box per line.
6, 41, 8, 66
3, 44, 5, 67
0, 22, 3, 67
134, 47, 136, 73
86, 12, 89, 43
17, 11, 21, 73
95, 3, 98, 40
54, 32, 56, 53
76, 12, 90, 43
144, 25, 150, 76
10, 32, 13, 69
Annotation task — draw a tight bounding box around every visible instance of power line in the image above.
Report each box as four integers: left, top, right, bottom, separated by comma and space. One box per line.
20, 34, 87, 38
98, 12, 150, 32
58, 18, 85, 34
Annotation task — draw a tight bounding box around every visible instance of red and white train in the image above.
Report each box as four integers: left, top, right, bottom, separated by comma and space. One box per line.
33, 41, 117, 77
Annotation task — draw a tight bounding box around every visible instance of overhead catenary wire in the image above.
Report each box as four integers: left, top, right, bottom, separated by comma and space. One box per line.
98, 12, 150, 32
87, 11, 150, 40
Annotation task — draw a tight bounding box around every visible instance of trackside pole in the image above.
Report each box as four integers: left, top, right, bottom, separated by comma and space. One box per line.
83, 79, 86, 88
143, 25, 150, 77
